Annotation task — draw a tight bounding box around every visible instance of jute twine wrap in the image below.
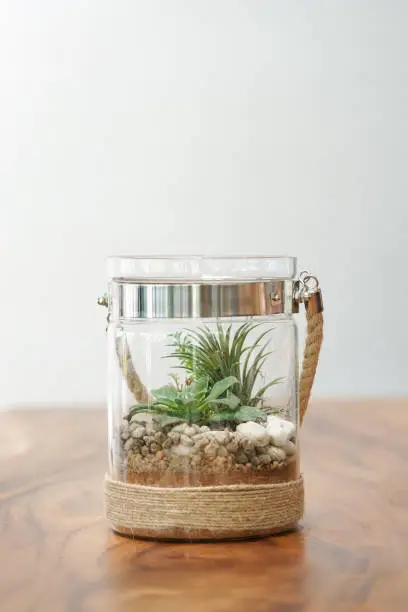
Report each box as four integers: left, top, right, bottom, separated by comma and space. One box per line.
106, 293, 324, 540
105, 474, 304, 538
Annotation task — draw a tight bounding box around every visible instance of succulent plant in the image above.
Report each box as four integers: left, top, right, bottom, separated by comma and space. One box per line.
126, 375, 264, 426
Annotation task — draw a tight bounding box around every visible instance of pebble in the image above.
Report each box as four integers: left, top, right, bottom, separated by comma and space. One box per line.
171, 444, 192, 457
268, 446, 287, 461
214, 456, 227, 469
236, 421, 267, 438
266, 415, 296, 447
194, 438, 209, 451
226, 440, 239, 453
258, 453, 272, 465
172, 423, 187, 433
184, 425, 199, 437
121, 415, 297, 474
251, 456, 260, 467
254, 436, 270, 449
235, 451, 249, 464
124, 438, 134, 452
154, 431, 165, 444
283, 441, 297, 456
180, 434, 194, 447
120, 422, 129, 436
131, 426, 146, 439
240, 438, 255, 454
211, 431, 230, 444
191, 455, 202, 468
192, 432, 206, 441
204, 441, 219, 458
168, 431, 181, 444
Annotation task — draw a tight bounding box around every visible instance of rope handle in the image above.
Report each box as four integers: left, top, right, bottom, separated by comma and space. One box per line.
293, 273, 324, 425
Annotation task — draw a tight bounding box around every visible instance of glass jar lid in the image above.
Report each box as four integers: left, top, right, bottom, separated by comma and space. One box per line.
108, 255, 296, 283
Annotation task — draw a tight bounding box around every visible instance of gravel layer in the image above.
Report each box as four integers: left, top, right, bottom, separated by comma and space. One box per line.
120, 414, 297, 475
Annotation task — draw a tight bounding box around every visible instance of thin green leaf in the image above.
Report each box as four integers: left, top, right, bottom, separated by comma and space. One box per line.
151, 385, 180, 406
209, 411, 238, 422
208, 393, 240, 410
207, 376, 238, 400
234, 406, 265, 421
252, 377, 283, 403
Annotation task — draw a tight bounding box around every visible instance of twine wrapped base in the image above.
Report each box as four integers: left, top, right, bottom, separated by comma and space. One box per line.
105, 474, 304, 541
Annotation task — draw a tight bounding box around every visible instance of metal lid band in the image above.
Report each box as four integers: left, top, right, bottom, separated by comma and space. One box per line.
110, 280, 294, 320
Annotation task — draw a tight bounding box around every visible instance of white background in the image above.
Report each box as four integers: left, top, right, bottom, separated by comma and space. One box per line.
1, 1, 407, 409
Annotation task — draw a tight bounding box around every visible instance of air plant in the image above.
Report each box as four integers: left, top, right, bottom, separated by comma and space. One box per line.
166, 321, 282, 408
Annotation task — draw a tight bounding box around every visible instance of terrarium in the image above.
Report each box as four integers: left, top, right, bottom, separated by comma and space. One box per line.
101, 256, 323, 540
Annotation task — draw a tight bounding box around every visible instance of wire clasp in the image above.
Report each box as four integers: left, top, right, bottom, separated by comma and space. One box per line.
293, 271, 323, 314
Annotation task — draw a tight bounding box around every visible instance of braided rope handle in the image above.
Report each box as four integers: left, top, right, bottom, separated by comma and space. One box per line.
297, 287, 324, 425
97, 294, 150, 403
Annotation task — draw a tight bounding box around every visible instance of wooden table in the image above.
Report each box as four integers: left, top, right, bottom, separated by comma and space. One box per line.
1, 400, 408, 612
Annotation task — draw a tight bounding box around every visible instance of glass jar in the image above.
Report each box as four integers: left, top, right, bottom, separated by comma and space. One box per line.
103, 256, 321, 540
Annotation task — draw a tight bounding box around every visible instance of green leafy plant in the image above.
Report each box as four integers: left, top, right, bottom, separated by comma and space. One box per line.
166, 322, 281, 408
126, 375, 264, 426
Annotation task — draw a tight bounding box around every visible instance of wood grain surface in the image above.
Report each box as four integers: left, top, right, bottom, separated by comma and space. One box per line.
1, 400, 408, 612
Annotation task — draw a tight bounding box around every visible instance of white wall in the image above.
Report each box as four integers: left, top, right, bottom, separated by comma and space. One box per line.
1, 0, 407, 408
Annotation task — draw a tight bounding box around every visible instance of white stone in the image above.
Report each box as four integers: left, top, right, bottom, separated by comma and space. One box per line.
266, 415, 296, 447
171, 444, 192, 457
236, 421, 267, 438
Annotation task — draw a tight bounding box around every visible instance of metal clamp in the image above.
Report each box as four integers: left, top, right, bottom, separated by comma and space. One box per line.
292, 271, 323, 315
